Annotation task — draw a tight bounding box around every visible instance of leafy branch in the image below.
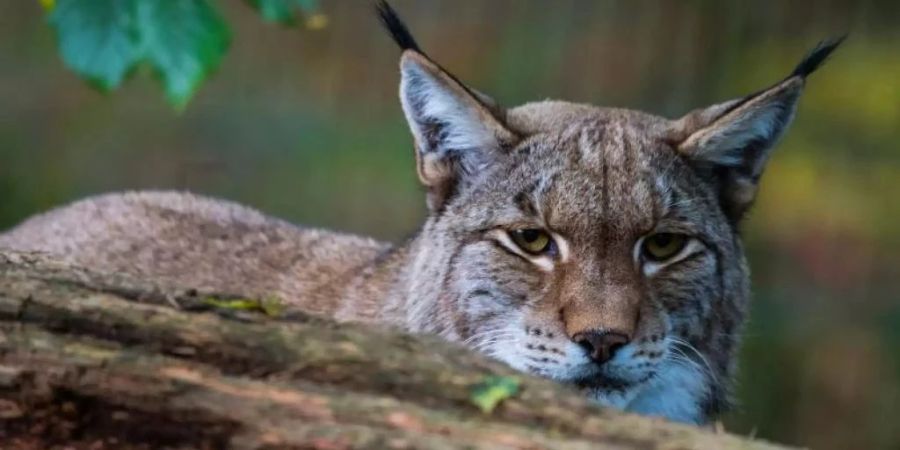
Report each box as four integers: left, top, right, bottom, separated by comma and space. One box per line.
42, 0, 324, 110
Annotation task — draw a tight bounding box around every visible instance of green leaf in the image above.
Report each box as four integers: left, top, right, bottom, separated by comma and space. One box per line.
246, 0, 295, 25
246, 0, 319, 26
469, 375, 521, 414
203, 296, 284, 317
203, 298, 260, 311
134, 0, 230, 109
48, 0, 231, 109
48, 0, 141, 92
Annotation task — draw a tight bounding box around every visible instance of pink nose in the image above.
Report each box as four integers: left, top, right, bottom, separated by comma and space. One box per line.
573, 331, 630, 364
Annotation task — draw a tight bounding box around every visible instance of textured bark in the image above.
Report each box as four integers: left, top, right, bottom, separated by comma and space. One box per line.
0, 250, 787, 449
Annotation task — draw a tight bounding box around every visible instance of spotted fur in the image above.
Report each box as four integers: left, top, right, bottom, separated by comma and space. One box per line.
0, 4, 841, 425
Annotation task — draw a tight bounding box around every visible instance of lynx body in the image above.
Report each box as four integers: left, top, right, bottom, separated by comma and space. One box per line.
0, 3, 841, 425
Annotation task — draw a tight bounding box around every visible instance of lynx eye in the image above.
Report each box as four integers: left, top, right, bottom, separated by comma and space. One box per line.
509, 229, 553, 255
642, 233, 687, 261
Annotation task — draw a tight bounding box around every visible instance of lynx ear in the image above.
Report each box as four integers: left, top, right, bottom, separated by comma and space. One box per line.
378, 0, 516, 211
399, 53, 516, 205
670, 37, 843, 221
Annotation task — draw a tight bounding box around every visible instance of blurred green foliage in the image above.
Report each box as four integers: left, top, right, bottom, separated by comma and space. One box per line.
248, 0, 320, 26
1, 1, 898, 449
44, 0, 320, 108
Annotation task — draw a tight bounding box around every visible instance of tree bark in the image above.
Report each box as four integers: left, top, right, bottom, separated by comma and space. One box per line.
0, 250, 786, 449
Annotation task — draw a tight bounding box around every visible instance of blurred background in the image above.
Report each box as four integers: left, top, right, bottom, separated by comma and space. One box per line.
1, 1, 897, 448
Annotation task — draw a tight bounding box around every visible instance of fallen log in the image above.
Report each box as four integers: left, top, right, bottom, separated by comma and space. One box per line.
0, 250, 785, 449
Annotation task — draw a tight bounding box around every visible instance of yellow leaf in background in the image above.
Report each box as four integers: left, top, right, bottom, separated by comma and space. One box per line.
305, 13, 328, 30
40, 0, 55, 12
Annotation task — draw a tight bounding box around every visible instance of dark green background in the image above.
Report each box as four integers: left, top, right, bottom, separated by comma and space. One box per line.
1, 2, 898, 448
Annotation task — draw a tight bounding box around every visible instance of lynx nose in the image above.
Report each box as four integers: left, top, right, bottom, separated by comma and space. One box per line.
573, 331, 630, 364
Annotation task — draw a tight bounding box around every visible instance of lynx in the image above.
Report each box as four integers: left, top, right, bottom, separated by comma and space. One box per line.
0, 2, 840, 425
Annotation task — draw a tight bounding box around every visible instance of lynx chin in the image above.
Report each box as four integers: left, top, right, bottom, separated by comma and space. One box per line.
0, 1, 842, 425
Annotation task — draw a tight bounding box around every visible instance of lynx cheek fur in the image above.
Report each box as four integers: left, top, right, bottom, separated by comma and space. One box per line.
0, 2, 841, 425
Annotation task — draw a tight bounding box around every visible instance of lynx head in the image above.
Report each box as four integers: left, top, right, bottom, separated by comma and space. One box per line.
378, 2, 841, 424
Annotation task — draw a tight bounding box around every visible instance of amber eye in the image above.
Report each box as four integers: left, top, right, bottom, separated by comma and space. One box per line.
509, 229, 553, 255
642, 233, 688, 261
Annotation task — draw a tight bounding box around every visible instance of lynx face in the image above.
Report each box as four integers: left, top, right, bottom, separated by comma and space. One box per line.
404, 108, 748, 423
425, 114, 746, 422
378, 1, 840, 424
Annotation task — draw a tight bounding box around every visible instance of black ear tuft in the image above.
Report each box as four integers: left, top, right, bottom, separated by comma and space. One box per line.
790, 35, 846, 79
376, 1, 421, 52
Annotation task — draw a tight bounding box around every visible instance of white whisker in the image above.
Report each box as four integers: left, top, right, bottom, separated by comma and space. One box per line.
463, 329, 517, 346
666, 337, 718, 384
